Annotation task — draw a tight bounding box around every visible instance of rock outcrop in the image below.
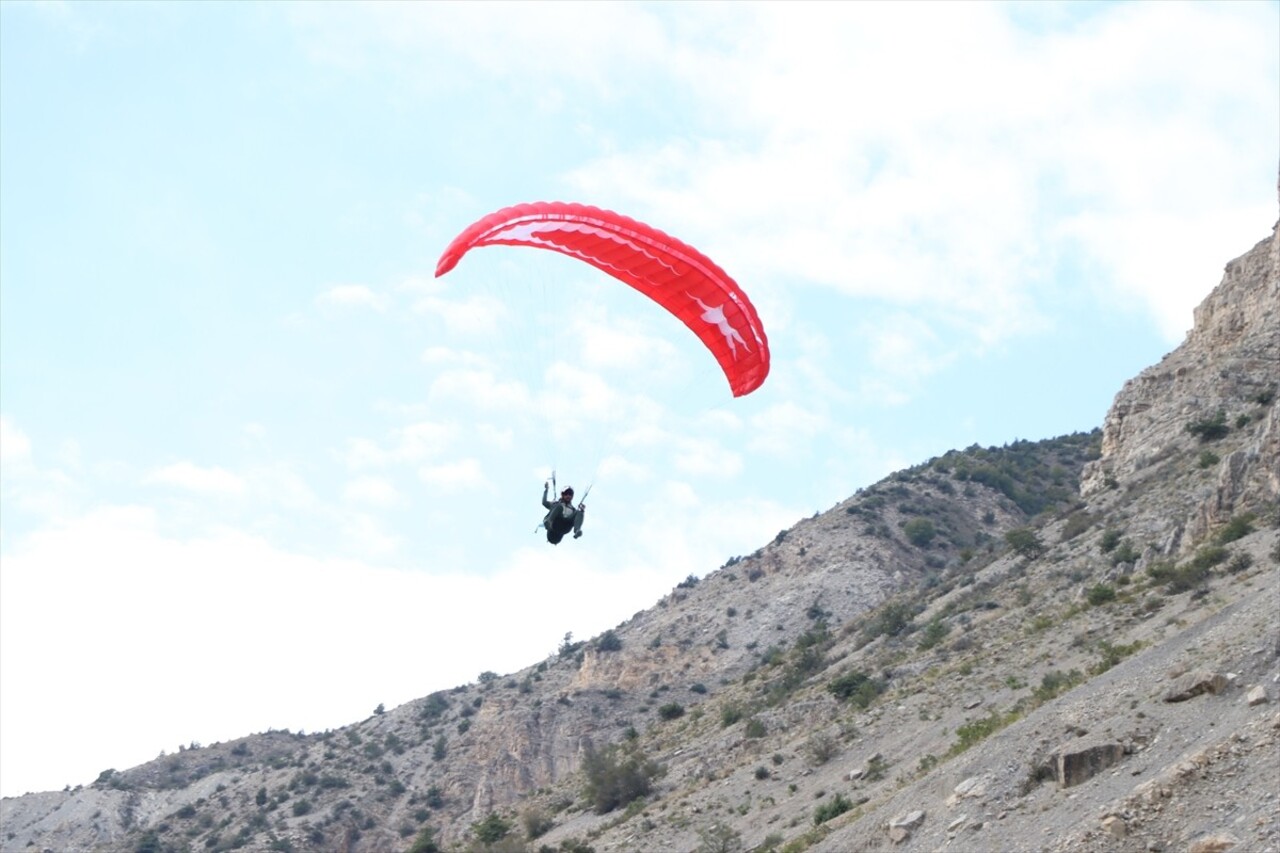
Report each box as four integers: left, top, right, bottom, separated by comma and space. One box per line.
1081, 216, 1279, 560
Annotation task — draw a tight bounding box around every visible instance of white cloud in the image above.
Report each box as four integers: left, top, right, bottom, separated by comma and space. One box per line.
564, 1, 1276, 355
748, 402, 830, 456
146, 462, 245, 496
245, 466, 318, 511
338, 512, 400, 558
428, 368, 532, 413
338, 421, 457, 470
0, 506, 677, 796
344, 476, 401, 508
418, 458, 491, 492
540, 362, 626, 427
317, 284, 387, 311
287, 2, 669, 96
862, 312, 957, 387
1, 416, 32, 462
568, 307, 684, 377
420, 346, 489, 368
672, 436, 742, 479
596, 453, 652, 485
413, 294, 510, 337
0, 419, 84, 523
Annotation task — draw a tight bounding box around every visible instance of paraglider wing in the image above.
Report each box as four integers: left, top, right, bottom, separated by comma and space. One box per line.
435, 201, 769, 397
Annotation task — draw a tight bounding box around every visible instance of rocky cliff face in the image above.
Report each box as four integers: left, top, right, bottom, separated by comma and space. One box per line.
1081, 218, 1279, 550
3, 210, 1278, 853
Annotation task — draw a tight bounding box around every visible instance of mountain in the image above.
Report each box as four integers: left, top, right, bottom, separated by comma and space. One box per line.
3, 207, 1277, 853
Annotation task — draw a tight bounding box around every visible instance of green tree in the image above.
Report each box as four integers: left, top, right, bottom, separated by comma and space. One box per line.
1086, 584, 1116, 606
902, 518, 936, 547
1216, 512, 1257, 544
1186, 410, 1229, 441
1005, 527, 1044, 558
813, 793, 853, 825
917, 617, 951, 650
134, 831, 162, 853
407, 827, 441, 853
580, 743, 662, 814
471, 813, 511, 844
827, 670, 884, 708
657, 702, 685, 720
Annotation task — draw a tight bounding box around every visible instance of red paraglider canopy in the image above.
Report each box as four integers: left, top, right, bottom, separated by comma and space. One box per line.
435, 201, 769, 397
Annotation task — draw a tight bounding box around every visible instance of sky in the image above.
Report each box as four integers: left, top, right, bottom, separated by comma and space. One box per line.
1, 1, 1276, 799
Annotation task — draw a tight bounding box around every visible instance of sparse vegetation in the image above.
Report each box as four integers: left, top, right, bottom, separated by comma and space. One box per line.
804, 733, 839, 766
696, 822, 743, 853
1029, 666, 1080, 701
1109, 539, 1141, 565
1086, 584, 1117, 606
580, 743, 662, 814
812, 793, 853, 825
863, 754, 890, 782
860, 600, 915, 642
521, 807, 554, 840
407, 826, 441, 853
902, 518, 936, 547
1148, 546, 1229, 592
657, 702, 685, 721
1186, 410, 1229, 441
916, 617, 951, 650
471, 812, 511, 844
1217, 512, 1257, 544
1061, 510, 1096, 540
1005, 527, 1044, 559
826, 670, 885, 708
947, 709, 1021, 757
20, 400, 1280, 853
595, 630, 622, 652
1092, 639, 1144, 674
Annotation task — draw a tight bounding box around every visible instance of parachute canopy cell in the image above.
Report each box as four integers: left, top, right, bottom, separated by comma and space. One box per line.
434, 201, 769, 397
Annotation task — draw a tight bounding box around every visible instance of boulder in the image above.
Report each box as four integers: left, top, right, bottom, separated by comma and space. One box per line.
1056, 741, 1125, 788
1164, 670, 1229, 702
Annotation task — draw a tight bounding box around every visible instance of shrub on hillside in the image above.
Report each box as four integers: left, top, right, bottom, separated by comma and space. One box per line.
813, 793, 853, 825
1186, 410, 1229, 442
861, 600, 915, 642
1086, 584, 1116, 606
827, 670, 885, 709
804, 733, 839, 766
1148, 546, 1227, 592
407, 827, 441, 853
471, 813, 511, 844
1060, 511, 1096, 541
1109, 540, 1141, 566
902, 518, 936, 547
521, 807, 553, 840
580, 743, 662, 814
917, 617, 951, 650
1005, 527, 1044, 559
657, 702, 684, 721
1216, 512, 1257, 544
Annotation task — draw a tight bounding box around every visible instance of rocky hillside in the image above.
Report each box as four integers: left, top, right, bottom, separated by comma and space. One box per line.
3, 213, 1277, 853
